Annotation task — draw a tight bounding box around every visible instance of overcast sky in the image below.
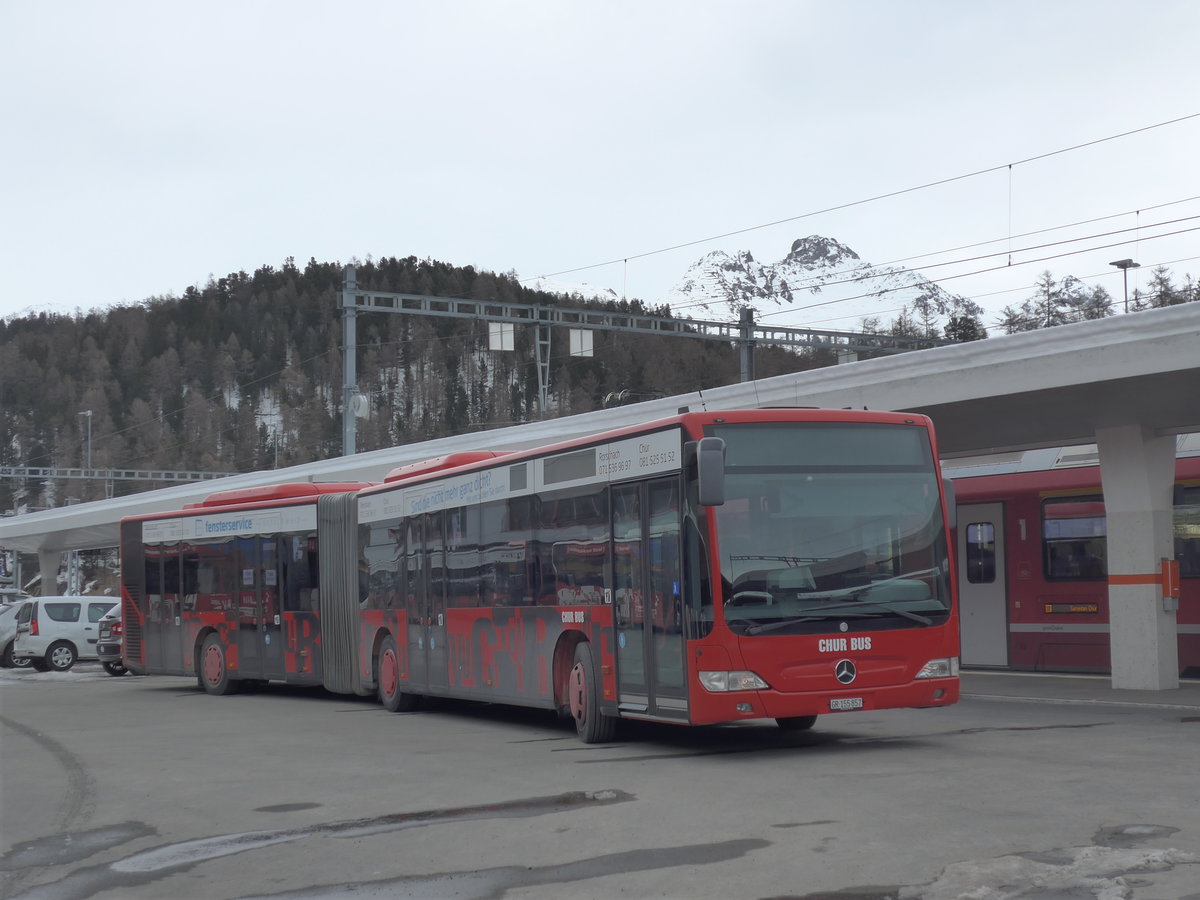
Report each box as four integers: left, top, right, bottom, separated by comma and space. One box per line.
2, 0, 1197, 331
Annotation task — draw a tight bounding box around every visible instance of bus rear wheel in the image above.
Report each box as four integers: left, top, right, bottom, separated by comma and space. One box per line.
568, 642, 616, 744
199, 634, 239, 695
776, 715, 817, 732
377, 636, 419, 712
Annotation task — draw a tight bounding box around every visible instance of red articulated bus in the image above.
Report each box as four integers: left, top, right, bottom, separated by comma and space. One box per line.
120, 409, 961, 742
950, 450, 1200, 676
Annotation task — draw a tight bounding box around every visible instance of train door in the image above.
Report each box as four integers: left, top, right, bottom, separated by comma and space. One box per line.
958, 502, 1009, 666
612, 477, 688, 720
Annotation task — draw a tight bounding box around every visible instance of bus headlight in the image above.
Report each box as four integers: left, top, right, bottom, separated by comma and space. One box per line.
698, 670, 770, 692
915, 657, 959, 679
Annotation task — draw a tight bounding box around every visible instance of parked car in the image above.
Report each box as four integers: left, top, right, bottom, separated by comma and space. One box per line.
1, 601, 34, 668
13, 596, 119, 672
96, 607, 127, 676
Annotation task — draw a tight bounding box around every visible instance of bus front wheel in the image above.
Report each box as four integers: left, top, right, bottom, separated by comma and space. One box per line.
199, 634, 239, 696
568, 642, 616, 744
377, 636, 419, 712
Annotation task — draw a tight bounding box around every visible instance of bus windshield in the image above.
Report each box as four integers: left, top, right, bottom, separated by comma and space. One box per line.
709, 422, 952, 635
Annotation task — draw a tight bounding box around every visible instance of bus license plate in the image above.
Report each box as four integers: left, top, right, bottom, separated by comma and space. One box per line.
830, 697, 863, 711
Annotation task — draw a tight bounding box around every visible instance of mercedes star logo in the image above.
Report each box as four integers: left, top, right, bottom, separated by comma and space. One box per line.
834, 659, 857, 685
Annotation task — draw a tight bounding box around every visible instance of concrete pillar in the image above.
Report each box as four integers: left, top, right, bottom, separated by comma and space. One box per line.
1096, 425, 1178, 690
37, 549, 63, 596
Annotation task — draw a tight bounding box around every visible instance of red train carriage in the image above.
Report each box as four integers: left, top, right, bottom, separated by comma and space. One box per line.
123, 409, 961, 742
951, 452, 1200, 676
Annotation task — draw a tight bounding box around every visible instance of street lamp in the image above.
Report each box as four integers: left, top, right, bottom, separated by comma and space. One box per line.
1109, 259, 1140, 313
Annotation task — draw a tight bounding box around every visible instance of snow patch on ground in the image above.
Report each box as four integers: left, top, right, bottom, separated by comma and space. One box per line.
902, 845, 1196, 900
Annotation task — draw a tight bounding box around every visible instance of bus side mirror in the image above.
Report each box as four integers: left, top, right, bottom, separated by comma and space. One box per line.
697, 437, 726, 507
942, 476, 957, 530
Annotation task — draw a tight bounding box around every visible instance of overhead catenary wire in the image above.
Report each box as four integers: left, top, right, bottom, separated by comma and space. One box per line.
796, 251, 1200, 331
668, 198, 1200, 307
757, 225, 1200, 323
661, 206, 1200, 314
525, 113, 1200, 285
663, 219, 1200, 320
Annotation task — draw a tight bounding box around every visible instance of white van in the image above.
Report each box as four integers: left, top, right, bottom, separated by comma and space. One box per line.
13, 596, 119, 671
1, 601, 33, 667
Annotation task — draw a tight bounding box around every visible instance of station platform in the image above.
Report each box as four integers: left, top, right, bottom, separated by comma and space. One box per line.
961, 669, 1200, 711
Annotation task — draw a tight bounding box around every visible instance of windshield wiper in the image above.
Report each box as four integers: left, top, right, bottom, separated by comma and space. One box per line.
795, 567, 941, 603
744, 602, 933, 635
741, 568, 943, 635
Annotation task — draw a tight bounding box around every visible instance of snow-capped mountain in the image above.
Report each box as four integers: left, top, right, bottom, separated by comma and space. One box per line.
1, 301, 85, 322
665, 236, 974, 331
522, 275, 622, 304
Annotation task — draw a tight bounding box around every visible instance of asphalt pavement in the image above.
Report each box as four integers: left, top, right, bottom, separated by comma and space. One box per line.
5, 664, 1200, 899
961, 668, 1200, 710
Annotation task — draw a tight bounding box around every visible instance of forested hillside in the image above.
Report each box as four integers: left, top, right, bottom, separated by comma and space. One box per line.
5, 252, 1195, 517
0, 255, 829, 511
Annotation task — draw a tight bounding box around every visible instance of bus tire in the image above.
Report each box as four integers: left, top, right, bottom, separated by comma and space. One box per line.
568, 642, 616, 744
377, 636, 418, 712
776, 715, 817, 732
199, 634, 239, 696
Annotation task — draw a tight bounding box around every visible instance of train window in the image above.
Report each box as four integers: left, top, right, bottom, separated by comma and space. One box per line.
1176, 484, 1200, 578
1042, 496, 1107, 581
964, 522, 996, 584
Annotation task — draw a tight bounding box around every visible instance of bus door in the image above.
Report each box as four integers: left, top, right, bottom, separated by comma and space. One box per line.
958, 503, 1009, 666
236, 537, 263, 679
142, 544, 186, 673
160, 547, 184, 672
404, 513, 447, 693
403, 518, 426, 690
259, 537, 285, 679
424, 511, 448, 692
612, 477, 688, 720
143, 545, 166, 671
